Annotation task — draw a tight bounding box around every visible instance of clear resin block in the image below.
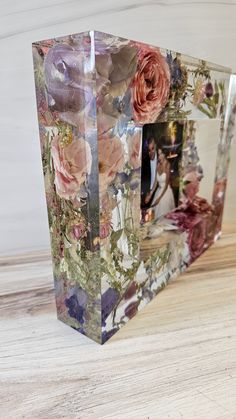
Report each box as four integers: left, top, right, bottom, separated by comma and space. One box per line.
32, 30, 236, 344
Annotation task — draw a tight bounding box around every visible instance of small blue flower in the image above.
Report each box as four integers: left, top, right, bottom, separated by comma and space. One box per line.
166, 52, 184, 89
65, 295, 85, 324
115, 172, 129, 184
128, 168, 141, 190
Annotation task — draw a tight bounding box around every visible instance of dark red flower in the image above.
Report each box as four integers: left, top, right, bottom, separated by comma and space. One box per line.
205, 82, 214, 98
123, 281, 138, 300
125, 300, 139, 319
166, 210, 206, 262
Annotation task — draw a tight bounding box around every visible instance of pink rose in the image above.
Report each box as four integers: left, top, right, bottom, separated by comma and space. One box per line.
100, 222, 111, 239
130, 45, 170, 123
72, 223, 87, 240
98, 135, 125, 195
127, 129, 142, 169
51, 133, 92, 200
65, 218, 88, 244
182, 171, 200, 201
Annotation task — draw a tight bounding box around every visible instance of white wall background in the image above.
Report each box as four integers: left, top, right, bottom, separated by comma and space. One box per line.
194, 119, 220, 202
1, 0, 236, 255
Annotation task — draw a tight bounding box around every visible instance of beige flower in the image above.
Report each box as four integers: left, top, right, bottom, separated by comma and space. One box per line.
183, 171, 200, 201
193, 77, 206, 106
51, 132, 92, 200
98, 135, 125, 195
127, 129, 142, 169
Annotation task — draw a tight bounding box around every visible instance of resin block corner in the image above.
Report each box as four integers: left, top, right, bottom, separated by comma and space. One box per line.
32, 30, 236, 344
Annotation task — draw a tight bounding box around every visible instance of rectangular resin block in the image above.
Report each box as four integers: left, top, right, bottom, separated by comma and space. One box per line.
32, 30, 236, 344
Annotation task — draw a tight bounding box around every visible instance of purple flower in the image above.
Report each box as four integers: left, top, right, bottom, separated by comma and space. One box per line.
65, 287, 88, 325
166, 52, 185, 89
43, 43, 94, 127
72, 325, 86, 336
128, 168, 141, 190
101, 287, 120, 326
102, 327, 119, 344
96, 44, 138, 135
115, 172, 129, 184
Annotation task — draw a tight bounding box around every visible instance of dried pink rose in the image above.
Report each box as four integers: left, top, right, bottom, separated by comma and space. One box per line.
100, 222, 111, 239
72, 223, 87, 240
127, 129, 142, 169
130, 45, 170, 123
98, 135, 125, 195
51, 133, 92, 200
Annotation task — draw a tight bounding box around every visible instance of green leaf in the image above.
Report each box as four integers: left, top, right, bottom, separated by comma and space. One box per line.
110, 229, 123, 251
197, 104, 213, 118
203, 97, 214, 107
213, 93, 219, 105
214, 80, 219, 95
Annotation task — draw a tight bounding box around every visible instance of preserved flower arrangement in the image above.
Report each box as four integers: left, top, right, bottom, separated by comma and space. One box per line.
32, 30, 236, 344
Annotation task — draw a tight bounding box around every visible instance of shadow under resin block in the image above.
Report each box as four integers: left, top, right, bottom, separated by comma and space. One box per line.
32, 30, 236, 344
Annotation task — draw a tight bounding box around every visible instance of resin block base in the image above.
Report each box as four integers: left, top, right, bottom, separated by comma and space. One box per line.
32, 30, 236, 344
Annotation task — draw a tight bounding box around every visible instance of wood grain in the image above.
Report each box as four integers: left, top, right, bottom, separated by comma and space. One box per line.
1, 224, 236, 418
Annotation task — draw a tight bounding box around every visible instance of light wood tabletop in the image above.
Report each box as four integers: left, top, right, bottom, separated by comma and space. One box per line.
1, 224, 236, 419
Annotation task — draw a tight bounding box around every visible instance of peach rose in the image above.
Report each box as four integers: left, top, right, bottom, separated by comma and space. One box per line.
127, 129, 142, 169
98, 135, 125, 195
131, 45, 170, 123
51, 133, 92, 200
